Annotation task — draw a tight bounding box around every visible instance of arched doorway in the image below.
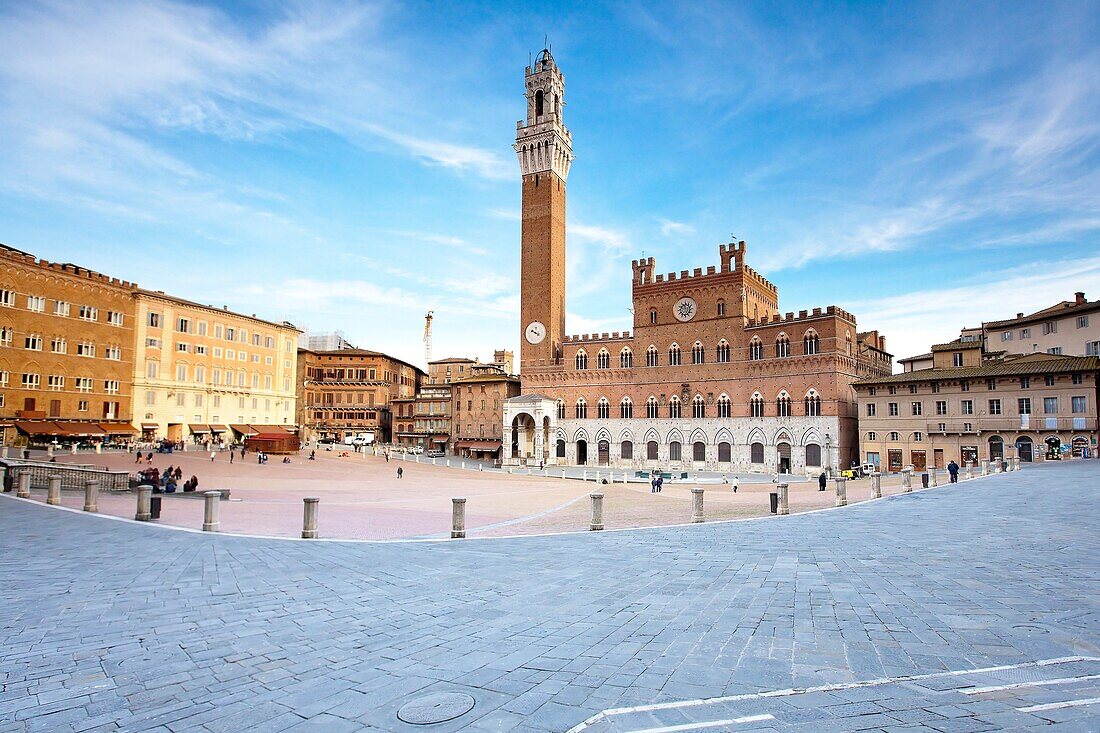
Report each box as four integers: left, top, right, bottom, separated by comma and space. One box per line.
777, 442, 791, 473
1044, 436, 1061, 460
805, 443, 821, 467
510, 413, 536, 460
692, 441, 705, 462
597, 440, 610, 466
1015, 436, 1033, 462
718, 442, 731, 463
988, 436, 1004, 461
577, 439, 588, 465
556, 439, 566, 458
646, 441, 658, 461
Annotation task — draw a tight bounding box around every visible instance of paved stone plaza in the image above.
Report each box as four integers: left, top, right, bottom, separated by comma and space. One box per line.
1, 461, 1097, 732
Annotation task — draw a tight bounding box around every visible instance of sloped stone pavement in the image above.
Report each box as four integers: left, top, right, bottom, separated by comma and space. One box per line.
1, 462, 1097, 732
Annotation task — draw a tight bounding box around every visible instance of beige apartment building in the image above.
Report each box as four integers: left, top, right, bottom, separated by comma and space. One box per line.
981, 292, 1100, 357
854, 339, 1098, 471
0, 244, 139, 445
131, 291, 300, 444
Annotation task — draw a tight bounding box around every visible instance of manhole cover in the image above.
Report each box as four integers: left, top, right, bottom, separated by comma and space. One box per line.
397, 692, 475, 725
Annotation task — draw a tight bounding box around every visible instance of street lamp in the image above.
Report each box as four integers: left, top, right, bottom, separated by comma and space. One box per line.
824, 433, 832, 477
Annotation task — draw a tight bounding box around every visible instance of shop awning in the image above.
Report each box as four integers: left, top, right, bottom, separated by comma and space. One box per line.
431, 436, 448, 444
189, 424, 211, 434
141, 423, 159, 430
229, 424, 257, 436
454, 440, 502, 450
99, 423, 138, 434
209, 425, 229, 433
249, 424, 291, 435
55, 422, 107, 437
251, 432, 291, 441
13, 421, 65, 436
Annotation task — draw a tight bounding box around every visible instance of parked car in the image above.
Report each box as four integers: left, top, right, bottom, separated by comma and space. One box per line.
426, 449, 445, 458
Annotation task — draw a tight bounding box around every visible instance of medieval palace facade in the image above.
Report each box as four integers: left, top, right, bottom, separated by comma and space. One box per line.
503, 50, 892, 474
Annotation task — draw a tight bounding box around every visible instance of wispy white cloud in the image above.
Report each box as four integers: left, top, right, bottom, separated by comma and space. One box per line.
657, 217, 695, 237
391, 231, 489, 256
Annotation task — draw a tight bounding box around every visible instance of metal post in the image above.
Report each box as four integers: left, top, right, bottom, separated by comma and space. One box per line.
84, 480, 99, 513
777, 482, 789, 515
589, 492, 604, 531
135, 485, 152, 521
901, 468, 913, 493
46, 475, 62, 506
16, 471, 30, 498
302, 497, 319, 539
690, 487, 704, 523
202, 490, 220, 531
451, 497, 466, 539
835, 476, 848, 507
870, 472, 882, 499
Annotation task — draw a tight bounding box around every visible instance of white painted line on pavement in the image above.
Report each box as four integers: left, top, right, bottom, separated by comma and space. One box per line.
1018, 696, 1100, 712
624, 714, 775, 733
565, 656, 1100, 733
963, 673, 1100, 695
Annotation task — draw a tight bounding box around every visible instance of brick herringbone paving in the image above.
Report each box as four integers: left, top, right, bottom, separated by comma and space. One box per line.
1, 462, 1097, 732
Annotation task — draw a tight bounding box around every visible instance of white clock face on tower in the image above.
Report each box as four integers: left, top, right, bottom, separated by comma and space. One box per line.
525, 321, 547, 344
674, 297, 698, 322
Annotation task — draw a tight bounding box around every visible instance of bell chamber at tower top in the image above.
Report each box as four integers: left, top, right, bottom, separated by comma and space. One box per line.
515, 48, 574, 181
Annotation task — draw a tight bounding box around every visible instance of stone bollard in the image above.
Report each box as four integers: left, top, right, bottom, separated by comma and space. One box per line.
835, 476, 847, 507
95, 443, 101, 454
589, 492, 604, 531
84, 480, 99, 512
47, 475, 62, 505
870, 472, 882, 499
202, 491, 220, 531
965, 461, 973, 480
901, 468, 913, 493
1013, 456, 1020, 472
777, 482, 789, 515
929, 468, 938, 487
460, 460, 465, 469
302, 497, 319, 539
70, 445, 77, 455
1, 446, 7, 458
691, 487, 705, 523
583, 470, 588, 482
595, 470, 602, 484
980, 459, 989, 476
17, 471, 31, 498
47, 444, 54, 458
451, 498, 466, 539
135, 485, 153, 521
446, 458, 450, 467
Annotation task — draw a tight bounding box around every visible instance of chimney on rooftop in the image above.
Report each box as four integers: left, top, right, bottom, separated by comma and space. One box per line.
1075, 291, 1086, 304
1017, 312, 1024, 319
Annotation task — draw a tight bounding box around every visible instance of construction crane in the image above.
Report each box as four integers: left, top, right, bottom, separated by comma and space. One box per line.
424, 310, 434, 365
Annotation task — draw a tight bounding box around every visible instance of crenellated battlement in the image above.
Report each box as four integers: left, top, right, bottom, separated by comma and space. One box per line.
564, 331, 633, 344
745, 305, 856, 329
0, 244, 137, 289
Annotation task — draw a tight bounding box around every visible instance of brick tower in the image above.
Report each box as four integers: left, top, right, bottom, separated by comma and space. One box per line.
515, 48, 573, 368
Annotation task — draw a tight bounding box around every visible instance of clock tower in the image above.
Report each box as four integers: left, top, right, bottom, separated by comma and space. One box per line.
515, 48, 572, 368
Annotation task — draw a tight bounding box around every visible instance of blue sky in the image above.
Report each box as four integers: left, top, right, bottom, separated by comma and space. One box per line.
1, 1, 1098, 367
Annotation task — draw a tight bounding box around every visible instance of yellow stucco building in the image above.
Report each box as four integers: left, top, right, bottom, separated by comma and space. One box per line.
131, 290, 300, 444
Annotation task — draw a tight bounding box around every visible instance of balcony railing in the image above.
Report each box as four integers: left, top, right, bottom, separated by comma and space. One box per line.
926, 416, 1097, 434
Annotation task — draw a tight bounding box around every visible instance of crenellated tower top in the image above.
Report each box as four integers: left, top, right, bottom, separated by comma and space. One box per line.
514, 48, 574, 181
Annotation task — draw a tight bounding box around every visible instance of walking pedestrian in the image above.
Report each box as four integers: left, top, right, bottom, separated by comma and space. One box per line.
397, 466, 403, 479
650, 476, 656, 493
656, 475, 663, 493
818, 472, 827, 491
229, 450, 234, 464
947, 460, 960, 483
731, 476, 739, 493
210, 450, 216, 462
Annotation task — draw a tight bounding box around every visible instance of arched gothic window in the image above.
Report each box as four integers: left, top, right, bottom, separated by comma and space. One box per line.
575, 398, 587, 419
668, 343, 682, 366
646, 396, 659, 418
717, 299, 726, 316
620, 347, 633, 369
750, 442, 765, 463
597, 349, 610, 369
535, 89, 544, 117
716, 339, 731, 363
646, 345, 658, 367
649, 309, 657, 324
749, 338, 764, 360
805, 390, 821, 416
717, 394, 731, 418
776, 334, 791, 358
805, 443, 822, 466
691, 341, 704, 364
575, 350, 588, 370
776, 392, 791, 417
692, 394, 705, 418
620, 397, 633, 419
750, 393, 765, 418
668, 395, 682, 418
803, 331, 820, 355
556, 399, 565, 420
669, 441, 682, 461
647, 441, 659, 460
597, 397, 610, 419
